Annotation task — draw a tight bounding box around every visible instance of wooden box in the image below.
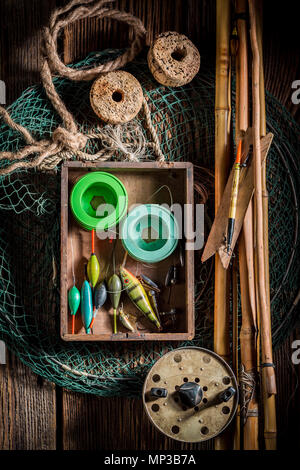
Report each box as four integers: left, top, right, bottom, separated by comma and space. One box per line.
60, 161, 194, 341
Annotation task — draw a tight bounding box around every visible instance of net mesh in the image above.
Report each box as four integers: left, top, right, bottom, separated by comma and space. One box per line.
0, 50, 299, 397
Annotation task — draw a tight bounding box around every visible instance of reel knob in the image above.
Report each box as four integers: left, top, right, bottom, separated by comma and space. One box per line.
178, 382, 203, 408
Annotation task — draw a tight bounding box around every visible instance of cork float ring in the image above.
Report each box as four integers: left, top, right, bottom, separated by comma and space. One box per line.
148, 31, 201, 87
90, 71, 144, 124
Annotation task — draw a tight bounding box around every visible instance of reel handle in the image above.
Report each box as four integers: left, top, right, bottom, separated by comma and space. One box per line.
218, 386, 236, 403
150, 387, 168, 398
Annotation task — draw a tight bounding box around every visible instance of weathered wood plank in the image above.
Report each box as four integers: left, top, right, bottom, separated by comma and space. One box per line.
61, 391, 214, 450
0, 353, 56, 450
63, 0, 188, 64
0, 0, 62, 103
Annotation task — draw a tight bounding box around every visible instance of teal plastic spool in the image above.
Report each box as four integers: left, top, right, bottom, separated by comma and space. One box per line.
121, 204, 179, 263
70, 172, 128, 231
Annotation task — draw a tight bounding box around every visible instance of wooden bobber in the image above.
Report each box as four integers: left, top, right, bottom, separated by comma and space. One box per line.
90, 70, 143, 124
107, 273, 122, 334
81, 280, 93, 335
148, 31, 200, 87
87, 253, 100, 288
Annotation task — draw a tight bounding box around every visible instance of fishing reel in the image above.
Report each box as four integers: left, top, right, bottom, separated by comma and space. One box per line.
143, 347, 238, 442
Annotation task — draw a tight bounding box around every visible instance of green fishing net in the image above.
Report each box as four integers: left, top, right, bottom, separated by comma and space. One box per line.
0, 50, 299, 397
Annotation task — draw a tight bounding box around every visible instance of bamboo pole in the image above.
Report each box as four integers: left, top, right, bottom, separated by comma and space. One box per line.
214, 0, 231, 450
237, 0, 256, 330
232, 256, 241, 450
236, 0, 259, 450
239, 233, 259, 449
249, 0, 276, 397
256, 1, 277, 450
230, 17, 241, 451
214, 0, 231, 364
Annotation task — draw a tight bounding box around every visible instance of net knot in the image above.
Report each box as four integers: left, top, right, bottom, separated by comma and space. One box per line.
52, 127, 88, 152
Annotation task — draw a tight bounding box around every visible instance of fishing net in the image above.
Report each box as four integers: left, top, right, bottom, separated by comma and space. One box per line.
0, 50, 299, 397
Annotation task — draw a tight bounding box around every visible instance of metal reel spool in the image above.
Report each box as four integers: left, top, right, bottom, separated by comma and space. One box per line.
143, 347, 239, 443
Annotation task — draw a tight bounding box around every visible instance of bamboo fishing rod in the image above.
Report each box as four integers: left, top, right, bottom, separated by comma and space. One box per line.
248, 0, 277, 401
236, 0, 256, 331
214, 0, 231, 364
229, 20, 241, 449
214, 0, 232, 450
232, 255, 240, 449
256, 0, 277, 450
236, 0, 259, 450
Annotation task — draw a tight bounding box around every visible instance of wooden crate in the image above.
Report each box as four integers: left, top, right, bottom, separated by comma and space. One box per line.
61, 161, 194, 341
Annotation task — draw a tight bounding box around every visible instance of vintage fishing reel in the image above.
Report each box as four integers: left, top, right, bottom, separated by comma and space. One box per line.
143, 347, 238, 442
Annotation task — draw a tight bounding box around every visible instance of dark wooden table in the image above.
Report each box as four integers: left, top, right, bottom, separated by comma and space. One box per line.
0, 0, 299, 450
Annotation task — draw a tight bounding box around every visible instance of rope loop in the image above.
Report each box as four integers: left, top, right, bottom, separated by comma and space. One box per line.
43, 0, 147, 81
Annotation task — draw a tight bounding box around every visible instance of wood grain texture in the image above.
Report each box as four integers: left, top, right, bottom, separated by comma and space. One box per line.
63, 0, 188, 64
61, 392, 214, 450
0, 0, 299, 451
0, 0, 60, 103
0, 353, 56, 450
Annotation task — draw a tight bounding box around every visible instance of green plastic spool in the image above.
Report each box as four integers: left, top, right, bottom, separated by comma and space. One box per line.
70, 172, 128, 231
121, 204, 179, 263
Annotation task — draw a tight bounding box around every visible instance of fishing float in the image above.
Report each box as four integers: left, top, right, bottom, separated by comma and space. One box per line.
87, 228, 100, 332
226, 139, 242, 254
68, 285, 80, 334
108, 273, 122, 334
68, 232, 80, 334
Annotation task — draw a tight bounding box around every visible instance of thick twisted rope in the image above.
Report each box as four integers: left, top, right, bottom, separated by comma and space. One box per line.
0, 0, 165, 176
45, 0, 147, 81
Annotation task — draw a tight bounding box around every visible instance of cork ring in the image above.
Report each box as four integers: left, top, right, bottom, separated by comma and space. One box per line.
90, 31, 200, 124
148, 31, 200, 87
90, 71, 143, 125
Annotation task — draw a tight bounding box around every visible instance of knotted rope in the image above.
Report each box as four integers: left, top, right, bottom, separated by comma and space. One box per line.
0, 0, 165, 176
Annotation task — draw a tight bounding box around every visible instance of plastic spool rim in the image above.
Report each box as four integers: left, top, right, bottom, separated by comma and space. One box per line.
121, 204, 179, 263
70, 171, 128, 231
